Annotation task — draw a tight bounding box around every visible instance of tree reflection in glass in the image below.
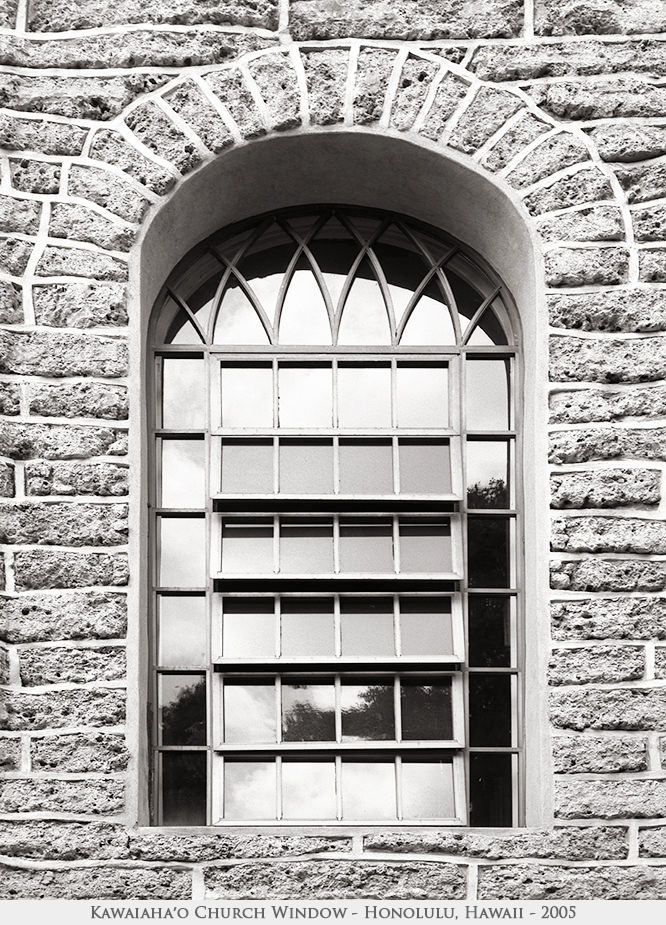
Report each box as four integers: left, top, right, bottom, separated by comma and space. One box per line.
400, 679, 453, 740
341, 682, 394, 741
282, 683, 336, 742
466, 440, 509, 509
159, 673, 206, 745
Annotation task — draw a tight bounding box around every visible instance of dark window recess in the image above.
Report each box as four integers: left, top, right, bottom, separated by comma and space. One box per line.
161, 752, 207, 826
467, 517, 510, 588
469, 753, 513, 827
469, 674, 512, 747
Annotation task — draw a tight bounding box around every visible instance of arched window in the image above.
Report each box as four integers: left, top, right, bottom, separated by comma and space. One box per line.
149, 206, 520, 826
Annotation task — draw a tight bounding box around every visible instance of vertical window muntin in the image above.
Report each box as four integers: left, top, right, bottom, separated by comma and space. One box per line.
150, 207, 520, 827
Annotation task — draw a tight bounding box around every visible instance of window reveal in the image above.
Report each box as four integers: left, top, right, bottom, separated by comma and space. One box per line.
150, 207, 519, 826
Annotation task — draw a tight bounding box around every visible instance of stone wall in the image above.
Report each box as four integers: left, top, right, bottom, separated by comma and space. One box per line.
1, 0, 666, 902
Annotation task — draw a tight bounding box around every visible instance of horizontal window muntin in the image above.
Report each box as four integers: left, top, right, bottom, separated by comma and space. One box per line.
210, 752, 467, 824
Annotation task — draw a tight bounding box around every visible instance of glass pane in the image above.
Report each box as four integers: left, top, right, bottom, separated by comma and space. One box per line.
374, 227, 431, 324
175, 251, 223, 336
310, 226, 361, 313
166, 312, 200, 345
213, 281, 268, 345
467, 297, 509, 347
338, 440, 393, 495
221, 521, 273, 574
161, 439, 205, 508
466, 440, 509, 508
279, 365, 332, 428
280, 521, 334, 573
278, 262, 332, 345
396, 364, 448, 428
399, 521, 452, 573
401, 760, 455, 820
158, 595, 206, 667
224, 681, 276, 743
282, 761, 336, 820
158, 673, 206, 745
468, 517, 510, 588
221, 440, 273, 494
399, 598, 453, 657
282, 682, 336, 741
469, 674, 512, 747
466, 359, 510, 430
468, 596, 512, 667
281, 599, 335, 657
220, 364, 273, 428
400, 679, 453, 740
342, 761, 395, 820
399, 440, 451, 495
235, 222, 296, 324
339, 520, 394, 573
161, 752, 207, 826
448, 265, 485, 330
400, 285, 456, 346
224, 760, 275, 819
222, 598, 275, 658
159, 517, 206, 587
337, 260, 391, 345
469, 753, 513, 827
341, 682, 394, 741
162, 358, 205, 429
279, 440, 333, 495
338, 364, 391, 428
340, 599, 395, 656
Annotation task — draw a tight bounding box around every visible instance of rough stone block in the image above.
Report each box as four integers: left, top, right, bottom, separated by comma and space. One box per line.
0, 280, 21, 323
290, 0, 523, 40
0, 591, 126, 643
551, 335, 666, 383
364, 827, 628, 860
0, 778, 124, 815
0, 464, 14, 498
0, 864, 190, 900
90, 130, 175, 196
25, 461, 128, 497
130, 833, 350, 862
249, 54, 301, 132
0, 114, 87, 156
0, 330, 127, 379
417, 72, 468, 142
551, 558, 666, 592
32, 731, 129, 773
19, 645, 126, 686
556, 779, 666, 820
537, 206, 623, 243
535, 0, 666, 36
640, 249, 666, 282
545, 247, 628, 287
614, 160, 666, 205
28, 382, 128, 420
553, 735, 647, 773
29, 0, 277, 30
640, 827, 666, 857
530, 79, 666, 120
0, 737, 20, 770
548, 644, 644, 684
654, 647, 666, 680
448, 87, 522, 154
0, 0, 16, 27
479, 864, 666, 900
506, 134, 589, 190
550, 469, 660, 508
552, 516, 666, 555
0, 421, 127, 461
0, 821, 129, 861
552, 597, 666, 641
633, 205, 666, 243
550, 385, 666, 423
0, 382, 20, 416
125, 102, 201, 175
33, 282, 128, 329
590, 124, 666, 163
0, 237, 33, 277
165, 82, 233, 153
13, 550, 129, 590
49, 203, 135, 253
480, 112, 550, 172
524, 169, 613, 216
353, 47, 397, 125
10, 158, 60, 195
551, 687, 666, 731
0, 646, 8, 684
0, 74, 168, 121
0, 502, 128, 547
205, 69, 265, 139
390, 57, 439, 132
204, 860, 467, 899
0, 195, 40, 236
550, 427, 666, 464
1, 687, 125, 731
303, 50, 348, 127
35, 245, 127, 282
67, 166, 149, 224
